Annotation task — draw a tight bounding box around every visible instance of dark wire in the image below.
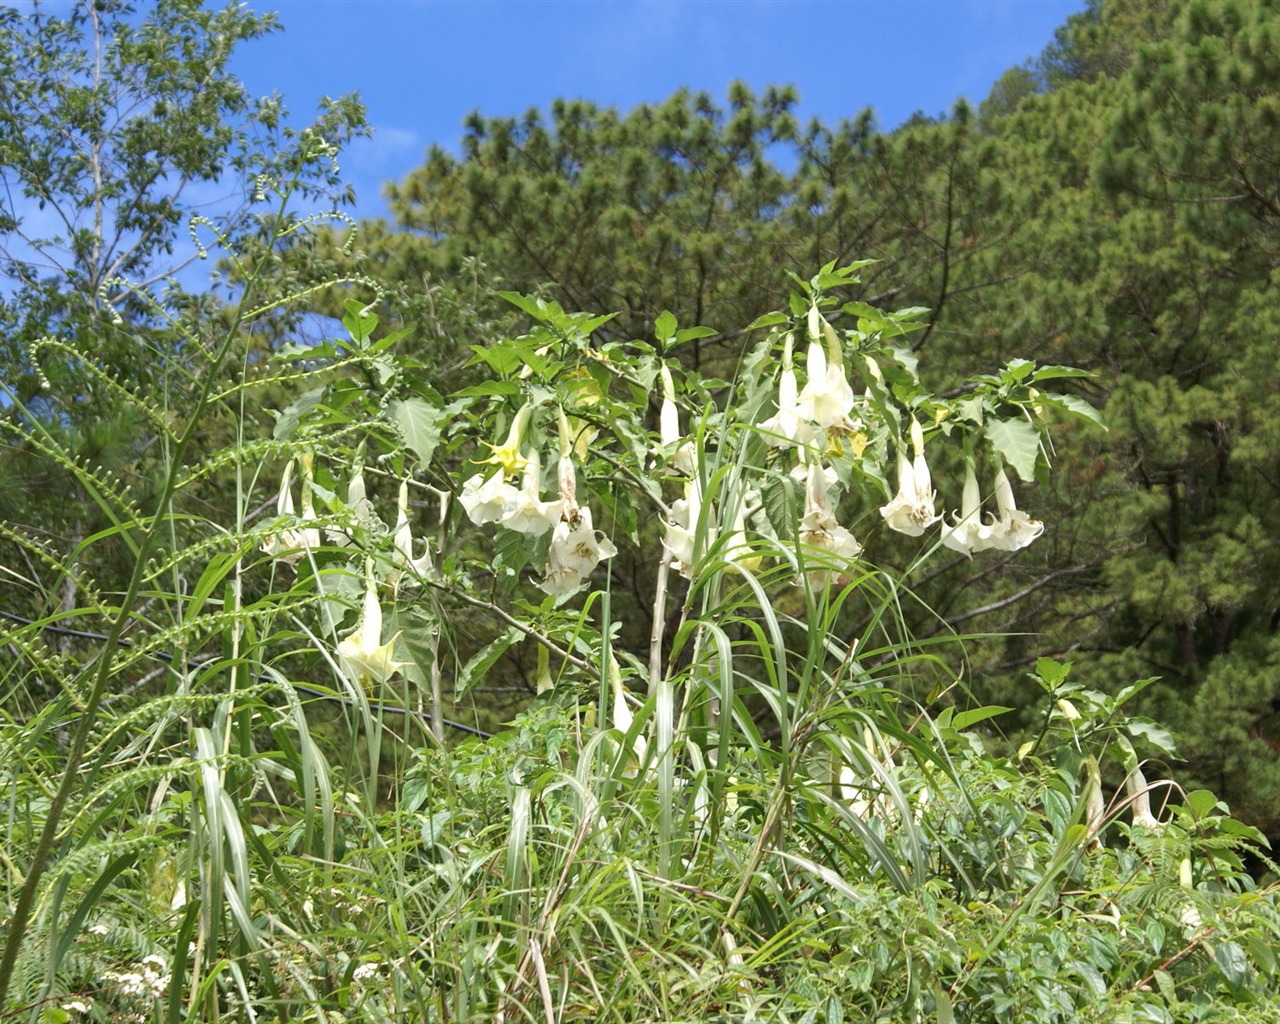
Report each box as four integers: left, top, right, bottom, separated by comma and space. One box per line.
0, 608, 492, 738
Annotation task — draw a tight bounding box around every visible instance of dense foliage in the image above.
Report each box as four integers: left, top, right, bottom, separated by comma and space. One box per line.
316, 0, 1280, 842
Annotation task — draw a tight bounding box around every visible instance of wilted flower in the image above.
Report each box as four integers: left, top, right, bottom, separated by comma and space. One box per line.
941, 458, 997, 555
337, 563, 408, 688
879, 419, 941, 536
987, 466, 1044, 551
798, 461, 862, 587
499, 449, 563, 535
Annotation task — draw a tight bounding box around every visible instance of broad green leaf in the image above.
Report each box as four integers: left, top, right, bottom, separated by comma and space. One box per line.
953, 705, 1014, 730
1214, 940, 1249, 988
389, 397, 445, 465
341, 299, 378, 344
456, 627, 523, 698
1037, 392, 1107, 430
746, 311, 789, 331
654, 309, 677, 341
497, 291, 551, 321
452, 380, 520, 398
985, 417, 1041, 482
273, 385, 325, 439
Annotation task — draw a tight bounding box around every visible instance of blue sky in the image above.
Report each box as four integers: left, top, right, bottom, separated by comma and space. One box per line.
233, 0, 1085, 221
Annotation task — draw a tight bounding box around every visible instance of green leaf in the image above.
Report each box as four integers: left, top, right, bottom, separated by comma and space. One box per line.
497, 291, 551, 321
389, 397, 445, 465
1035, 658, 1071, 689
1037, 392, 1107, 430
985, 417, 1041, 482
452, 380, 520, 398
342, 299, 378, 344
1003, 357, 1035, 382
273, 385, 325, 440
1126, 719, 1178, 757
953, 705, 1014, 730
1031, 364, 1093, 382
1185, 790, 1224, 818
654, 310, 677, 342
456, 627, 524, 698
1214, 940, 1249, 988
746, 311, 789, 332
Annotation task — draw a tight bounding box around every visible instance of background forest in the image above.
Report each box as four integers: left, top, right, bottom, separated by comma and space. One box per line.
3, 0, 1280, 1021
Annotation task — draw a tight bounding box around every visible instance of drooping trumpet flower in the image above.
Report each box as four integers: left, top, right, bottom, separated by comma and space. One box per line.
539, 408, 618, 596
986, 466, 1044, 552
261, 454, 320, 563
879, 418, 941, 537
941, 458, 997, 556
798, 461, 862, 587
337, 560, 409, 689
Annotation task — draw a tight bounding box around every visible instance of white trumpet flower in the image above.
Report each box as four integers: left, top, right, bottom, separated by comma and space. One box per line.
540, 506, 618, 596
262, 455, 320, 563
664, 476, 706, 576
539, 410, 619, 595
499, 450, 563, 535
796, 326, 857, 435
941, 459, 997, 555
460, 469, 519, 526
390, 479, 434, 585
987, 467, 1044, 552
798, 461, 862, 587
879, 419, 941, 536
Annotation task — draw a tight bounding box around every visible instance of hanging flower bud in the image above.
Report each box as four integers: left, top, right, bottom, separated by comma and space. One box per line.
1125, 764, 1163, 831
758, 333, 810, 449
656, 362, 696, 474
